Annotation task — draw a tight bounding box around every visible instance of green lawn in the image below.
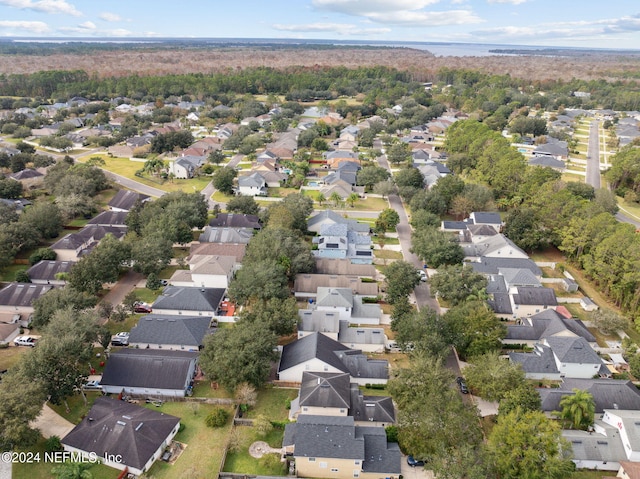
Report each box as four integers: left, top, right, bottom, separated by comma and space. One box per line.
246, 387, 297, 421
222, 426, 287, 476
212, 191, 235, 203
374, 250, 403, 260
0, 263, 29, 281
13, 436, 116, 479
617, 196, 640, 221
0, 344, 30, 371
49, 391, 104, 425
570, 471, 610, 479
133, 287, 161, 304
145, 402, 234, 479
191, 380, 234, 399
268, 187, 299, 198
77, 154, 211, 193
105, 313, 141, 335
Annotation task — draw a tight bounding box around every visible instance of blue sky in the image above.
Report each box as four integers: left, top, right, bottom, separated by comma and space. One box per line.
0, 0, 639, 49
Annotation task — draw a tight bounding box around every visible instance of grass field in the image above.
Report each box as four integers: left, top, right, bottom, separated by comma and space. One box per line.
49, 391, 103, 424
222, 427, 287, 476
0, 344, 30, 371
374, 250, 403, 260
145, 402, 235, 479
0, 263, 29, 281
245, 387, 297, 421
78, 154, 211, 193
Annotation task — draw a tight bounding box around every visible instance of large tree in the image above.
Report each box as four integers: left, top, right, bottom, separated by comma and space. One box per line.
199, 322, 278, 391
356, 165, 390, 191
388, 355, 483, 461
228, 260, 289, 305
394, 167, 424, 189
241, 297, 299, 336
227, 195, 260, 215
243, 227, 314, 280
464, 352, 527, 402
383, 260, 420, 305
392, 308, 456, 359
386, 142, 412, 165
443, 301, 506, 360
31, 287, 97, 328
129, 233, 173, 277
0, 366, 46, 449
212, 166, 237, 195
429, 264, 487, 306
487, 409, 575, 479
411, 227, 464, 268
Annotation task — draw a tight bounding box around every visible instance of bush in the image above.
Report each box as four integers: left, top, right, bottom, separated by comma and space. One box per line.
45, 435, 62, 452
29, 247, 56, 265
385, 425, 399, 443
364, 383, 386, 390
205, 408, 229, 428
15, 270, 30, 283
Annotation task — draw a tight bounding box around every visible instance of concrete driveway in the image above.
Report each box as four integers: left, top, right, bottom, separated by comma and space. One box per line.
401, 457, 435, 479
31, 403, 75, 439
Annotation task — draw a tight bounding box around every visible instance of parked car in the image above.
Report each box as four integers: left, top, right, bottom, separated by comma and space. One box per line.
418, 270, 428, 282
159, 279, 168, 286
82, 380, 101, 390
456, 376, 469, 394
407, 455, 425, 467
14, 336, 37, 347
133, 302, 152, 313
111, 332, 130, 346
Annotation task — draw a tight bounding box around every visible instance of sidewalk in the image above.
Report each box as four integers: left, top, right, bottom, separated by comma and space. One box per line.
31, 403, 75, 439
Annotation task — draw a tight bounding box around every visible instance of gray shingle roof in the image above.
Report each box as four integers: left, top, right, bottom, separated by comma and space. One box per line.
208, 213, 261, 229
294, 274, 378, 296
539, 378, 640, 413
488, 292, 513, 314
499, 268, 541, 288
86, 210, 128, 226
299, 371, 351, 409
470, 212, 502, 224
108, 190, 149, 211
512, 287, 557, 306
307, 210, 370, 233
544, 336, 602, 364
298, 310, 342, 334
360, 426, 401, 474
26, 260, 73, 282
316, 287, 353, 308
100, 349, 197, 390
0, 282, 54, 307
506, 310, 595, 343
283, 415, 363, 459
509, 344, 559, 374
470, 257, 541, 276
128, 315, 214, 348
62, 397, 180, 472
563, 423, 625, 463
279, 333, 388, 381
198, 227, 254, 244
238, 172, 266, 188
151, 286, 225, 312
339, 322, 385, 346
350, 384, 395, 423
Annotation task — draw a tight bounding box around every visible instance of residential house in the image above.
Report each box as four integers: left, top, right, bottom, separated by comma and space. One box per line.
504, 309, 596, 347
539, 378, 640, 415
208, 213, 261, 230
469, 257, 542, 277
307, 210, 370, 234
26, 260, 73, 285
289, 371, 395, 425
168, 155, 206, 179
313, 224, 373, 264
100, 349, 198, 398
8, 168, 44, 189
319, 180, 358, 201
237, 172, 267, 196
510, 336, 606, 380
62, 397, 180, 477
324, 151, 360, 169
278, 332, 389, 385
128, 315, 214, 351
533, 140, 569, 161
417, 160, 451, 189
0, 283, 54, 327
188, 243, 247, 263
198, 227, 254, 244
462, 234, 528, 261
86, 210, 128, 228
314, 258, 376, 277
510, 286, 558, 317
282, 415, 401, 479
170, 254, 236, 289
294, 274, 378, 299
311, 287, 381, 325
151, 286, 226, 317
467, 211, 503, 232
51, 225, 126, 262
0, 322, 20, 346
108, 190, 150, 212
528, 155, 566, 170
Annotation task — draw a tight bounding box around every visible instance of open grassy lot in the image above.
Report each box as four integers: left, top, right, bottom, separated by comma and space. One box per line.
78, 154, 211, 193
245, 387, 297, 421
49, 391, 104, 424
105, 313, 141, 335
570, 471, 611, 479
191, 380, 234, 399
145, 402, 235, 479
13, 436, 117, 479
212, 190, 235, 203
374, 250, 403, 260
0, 343, 30, 371
222, 426, 287, 476
268, 187, 300, 198
0, 263, 29, 281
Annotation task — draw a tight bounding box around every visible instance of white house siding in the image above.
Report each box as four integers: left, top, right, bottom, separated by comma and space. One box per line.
190, 273, 229, 289
300, 406, 347, 416
128, 343, 200, 352
316, 305, 351, 322
511, 303, 556, 317
571, 459, 619, 472
278, 358, 344, 383
298, 331, 340, 341
342, 342, 385, 354
556, 361, 602, 379
350, 376, 387, 386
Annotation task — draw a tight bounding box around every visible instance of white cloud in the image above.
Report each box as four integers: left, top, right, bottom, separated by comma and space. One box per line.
0, 19, 49, 32
99, 12, 122, 22
367, 10, 481, 26
487, 0, 527, 4
0, 0, 82, 16
273, 22, 390, 36
312, 0, 481, 27
472, 14, 640, 43
313, 0, 440, 15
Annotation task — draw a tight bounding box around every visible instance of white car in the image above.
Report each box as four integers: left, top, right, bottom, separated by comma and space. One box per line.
14, 336, 37, 347
111, 332, 130, 346
418, 270, 428, 282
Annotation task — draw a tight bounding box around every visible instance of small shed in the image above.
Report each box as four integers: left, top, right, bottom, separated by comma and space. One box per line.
562, 278, 579, 293
580, 297, 598, 312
